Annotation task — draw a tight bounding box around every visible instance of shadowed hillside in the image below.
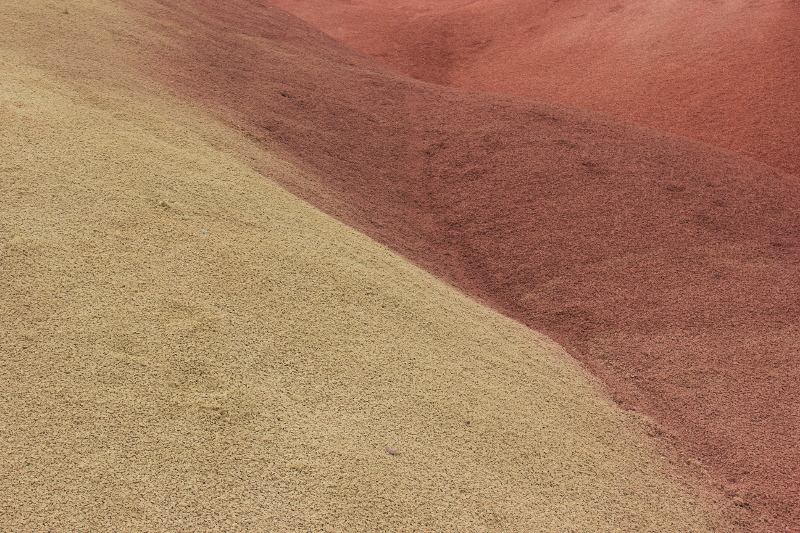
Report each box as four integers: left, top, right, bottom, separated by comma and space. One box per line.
123, 1, 800, 531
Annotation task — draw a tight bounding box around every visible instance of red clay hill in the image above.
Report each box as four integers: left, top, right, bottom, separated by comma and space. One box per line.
270, 0, 800, 177
130, 1, 799, 531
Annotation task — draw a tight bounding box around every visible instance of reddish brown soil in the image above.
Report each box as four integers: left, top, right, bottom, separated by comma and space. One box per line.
270, 0, 800, 177
131, 1, 800, 531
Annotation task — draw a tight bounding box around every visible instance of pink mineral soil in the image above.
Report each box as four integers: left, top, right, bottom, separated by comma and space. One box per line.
271, 0, 800, 176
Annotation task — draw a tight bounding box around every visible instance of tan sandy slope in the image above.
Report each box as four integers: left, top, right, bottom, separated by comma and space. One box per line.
0, 1, 729, 531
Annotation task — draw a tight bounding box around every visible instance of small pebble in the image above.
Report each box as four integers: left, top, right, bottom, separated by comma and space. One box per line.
464, 420, 470, 425
385, 446, 398, 455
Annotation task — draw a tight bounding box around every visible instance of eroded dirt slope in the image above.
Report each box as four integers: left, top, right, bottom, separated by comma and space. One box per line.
124, 1, 800, 531
271, 0, 800, 176
0, 1, 734, 531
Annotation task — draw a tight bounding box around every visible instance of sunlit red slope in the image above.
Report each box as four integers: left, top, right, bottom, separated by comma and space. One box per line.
270, 0, 800, 176
125, 1, 800, 531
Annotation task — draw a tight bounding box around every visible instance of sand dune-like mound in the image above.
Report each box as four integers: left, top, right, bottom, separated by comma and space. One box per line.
270, 0, 800, 176
117, 1, 800, 531
0, 1, 735, 531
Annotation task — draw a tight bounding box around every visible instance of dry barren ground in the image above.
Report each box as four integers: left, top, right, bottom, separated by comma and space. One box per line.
125, 2, 800, 532
271, 0, 800, 176
0, 1, 737, 531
